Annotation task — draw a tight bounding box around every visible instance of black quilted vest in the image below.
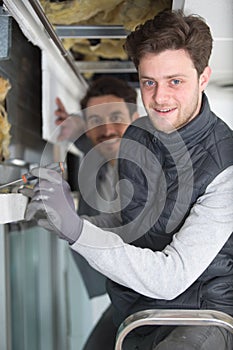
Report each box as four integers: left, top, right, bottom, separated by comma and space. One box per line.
106, 94, 233, 326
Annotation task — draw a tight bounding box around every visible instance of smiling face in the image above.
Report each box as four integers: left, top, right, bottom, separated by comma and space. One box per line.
85, 95, 137, 163
139, 49, 211, 133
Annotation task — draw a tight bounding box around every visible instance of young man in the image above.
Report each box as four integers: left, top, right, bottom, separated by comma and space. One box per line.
23, 10, 233, 350
54, 76, 138, 217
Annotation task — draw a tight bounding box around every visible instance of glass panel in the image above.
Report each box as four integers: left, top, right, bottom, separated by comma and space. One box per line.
9, 223, 54, 350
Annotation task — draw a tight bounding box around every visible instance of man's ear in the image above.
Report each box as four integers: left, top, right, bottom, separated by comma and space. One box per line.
85, 128, 92, 140
200, 66, 212, 92
131, 111, 139, 121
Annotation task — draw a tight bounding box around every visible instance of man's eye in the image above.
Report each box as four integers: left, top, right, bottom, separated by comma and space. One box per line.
110, 114, 122, 123
144, 80, 155, 87
88, 116, 102, 126
171, 79, 181, 85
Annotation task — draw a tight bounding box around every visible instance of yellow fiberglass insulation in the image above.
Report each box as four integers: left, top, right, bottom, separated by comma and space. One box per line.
39, 0, 172, 60
0, 76, 11, 161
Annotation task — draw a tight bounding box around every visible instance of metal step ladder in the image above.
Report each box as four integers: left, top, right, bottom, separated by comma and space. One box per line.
115, 309, 233, 350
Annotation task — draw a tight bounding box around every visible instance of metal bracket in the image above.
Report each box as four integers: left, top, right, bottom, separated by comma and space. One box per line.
0, 5, 12, 60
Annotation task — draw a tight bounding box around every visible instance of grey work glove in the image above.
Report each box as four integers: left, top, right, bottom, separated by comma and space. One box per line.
21, 167, 83, 244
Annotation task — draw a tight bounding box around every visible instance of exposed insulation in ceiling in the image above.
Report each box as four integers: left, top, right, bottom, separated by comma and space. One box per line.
63, 38, 128, 60
0, 76, 11, 161
40, 0, 171, 30
39, 0, 172, 61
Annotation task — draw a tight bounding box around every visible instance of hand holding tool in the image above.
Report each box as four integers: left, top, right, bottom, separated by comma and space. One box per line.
0, 162, 64, 190
24, 166, 83, 244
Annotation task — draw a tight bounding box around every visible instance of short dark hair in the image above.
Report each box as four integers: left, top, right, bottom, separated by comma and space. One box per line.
124, 9, 213, 76
80, 76, 137, 118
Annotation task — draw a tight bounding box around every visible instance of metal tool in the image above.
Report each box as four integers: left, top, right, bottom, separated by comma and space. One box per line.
0, 162, 64, 190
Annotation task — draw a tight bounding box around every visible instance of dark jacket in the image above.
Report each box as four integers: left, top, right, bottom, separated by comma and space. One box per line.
107, 94, 233, 326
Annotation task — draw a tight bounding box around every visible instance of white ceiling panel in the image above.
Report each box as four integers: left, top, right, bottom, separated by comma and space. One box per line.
173, 0, 233, 85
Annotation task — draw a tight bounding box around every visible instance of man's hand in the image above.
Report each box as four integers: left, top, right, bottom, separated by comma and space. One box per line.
54, 97, 69, 125
55, 97, 85, 142
21, 167, 83, 244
